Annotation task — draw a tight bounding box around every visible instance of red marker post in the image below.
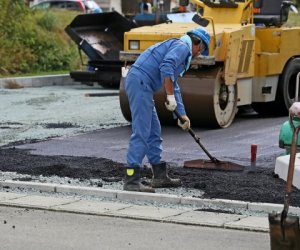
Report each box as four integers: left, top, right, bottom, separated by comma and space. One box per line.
251, 144, 257, 163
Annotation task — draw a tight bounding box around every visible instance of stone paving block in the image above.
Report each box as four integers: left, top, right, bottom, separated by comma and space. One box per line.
53, 199, 131, 214
4, 194, 79, 208
248, 202, 300, 216
166, 210, 247, 227
117, 191, 181, 204
248, 202, 282, 214
181, 197, 248, 211
249, 202, 300, 216
180, 197, 208, 207
224, 215, 269, 232
0, 181, 56, 193
110, 204, 192, 220
31, 77, 44, 87
211, 199, 249, 210
56, 76, 65, 85
55, 185, 117, 199
0, 75, 76, 88
289, 206, 300, 215
0, 191, 27, 201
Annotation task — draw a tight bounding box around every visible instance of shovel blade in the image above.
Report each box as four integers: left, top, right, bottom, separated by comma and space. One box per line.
183, 159, 244, 171
269, 212, 300, 250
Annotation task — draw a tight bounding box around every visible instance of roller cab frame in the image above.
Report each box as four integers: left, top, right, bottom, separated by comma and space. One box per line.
119, 0, 300, 128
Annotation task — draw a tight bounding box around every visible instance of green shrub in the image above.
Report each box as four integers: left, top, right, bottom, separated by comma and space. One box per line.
36, 12, 58, 31
0, 0, 80, 76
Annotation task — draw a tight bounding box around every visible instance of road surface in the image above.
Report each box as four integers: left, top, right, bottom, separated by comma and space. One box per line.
0, 206, 269, 250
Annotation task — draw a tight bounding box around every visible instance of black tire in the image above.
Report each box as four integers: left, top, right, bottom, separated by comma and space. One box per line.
251, 101, 283, 116
277, 58, 300, 110
252, 58, 300, 116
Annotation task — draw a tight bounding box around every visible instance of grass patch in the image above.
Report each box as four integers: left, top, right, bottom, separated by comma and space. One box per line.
0, 1, 81, 77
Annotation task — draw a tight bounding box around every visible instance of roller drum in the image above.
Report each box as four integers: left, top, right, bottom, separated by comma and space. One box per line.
119, 66, 237, 128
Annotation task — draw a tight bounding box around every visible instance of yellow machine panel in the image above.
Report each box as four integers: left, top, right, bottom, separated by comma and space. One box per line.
220, 24, 255, 84
124, 22, 199, 52
255, 27, 300, 76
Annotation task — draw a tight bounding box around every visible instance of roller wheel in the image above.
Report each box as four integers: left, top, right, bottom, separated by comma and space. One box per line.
212, 71, 237, 127
119, 76, 131, 122
177, 67, 238, 128
119, 66, 238, 128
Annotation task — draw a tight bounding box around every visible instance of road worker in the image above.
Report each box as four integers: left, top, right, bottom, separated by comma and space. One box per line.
123, 27, 210, 192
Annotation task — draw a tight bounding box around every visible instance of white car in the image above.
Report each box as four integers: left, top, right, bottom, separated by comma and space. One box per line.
31, 0, 103, 13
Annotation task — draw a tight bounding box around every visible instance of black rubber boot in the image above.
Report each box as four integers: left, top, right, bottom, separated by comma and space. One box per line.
151, 162, 182, 188
123, 167, 155, 193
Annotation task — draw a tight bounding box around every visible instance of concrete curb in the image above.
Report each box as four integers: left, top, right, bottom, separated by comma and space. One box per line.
0, 183, 270, 233
0, 74, 77, 88
1, 180, 299, 216
0, 193, 269, 233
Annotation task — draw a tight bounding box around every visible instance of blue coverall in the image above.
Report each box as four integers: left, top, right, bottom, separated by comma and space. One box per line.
125, 38, 190, 168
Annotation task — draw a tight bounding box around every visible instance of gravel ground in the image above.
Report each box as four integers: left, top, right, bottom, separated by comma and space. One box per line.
0, 85, 128, 146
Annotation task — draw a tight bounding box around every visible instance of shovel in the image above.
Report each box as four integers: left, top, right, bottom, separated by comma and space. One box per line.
269, 107, 300, 250
174, 110, 244, 171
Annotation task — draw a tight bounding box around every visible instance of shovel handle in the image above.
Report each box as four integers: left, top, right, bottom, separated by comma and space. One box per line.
287, 115, 300, 194
173, 110, 220, 163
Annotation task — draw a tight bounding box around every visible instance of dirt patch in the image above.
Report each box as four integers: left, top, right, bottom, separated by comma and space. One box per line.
0, 122, 24, 130
42, 122, 79, 129
1, 147, 299, 207
4, 80, 23, 89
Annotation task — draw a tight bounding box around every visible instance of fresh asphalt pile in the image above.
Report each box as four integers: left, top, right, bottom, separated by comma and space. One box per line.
1, 84, 300, 207
1, 146, 300, 207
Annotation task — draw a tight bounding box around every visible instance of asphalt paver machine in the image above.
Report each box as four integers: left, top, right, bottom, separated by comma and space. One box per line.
65, 12, 137, 88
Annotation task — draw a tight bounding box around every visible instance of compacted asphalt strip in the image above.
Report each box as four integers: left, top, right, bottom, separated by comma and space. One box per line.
0, 75, 298, 234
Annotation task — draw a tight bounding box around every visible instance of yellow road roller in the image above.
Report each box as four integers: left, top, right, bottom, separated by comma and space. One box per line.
119, 0, 300, 128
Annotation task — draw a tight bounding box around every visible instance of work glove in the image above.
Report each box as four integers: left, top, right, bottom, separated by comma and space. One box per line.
165, 95, 177, 111
178, 115, 190, 131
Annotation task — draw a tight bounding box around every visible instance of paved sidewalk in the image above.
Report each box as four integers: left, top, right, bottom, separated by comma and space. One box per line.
1, 180, 299, 233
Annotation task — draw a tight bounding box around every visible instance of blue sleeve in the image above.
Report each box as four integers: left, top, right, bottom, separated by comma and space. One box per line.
173, 81, 186, 118
159, 43, 189, 83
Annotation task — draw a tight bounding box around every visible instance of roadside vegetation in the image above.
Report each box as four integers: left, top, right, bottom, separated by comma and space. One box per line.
0, 0, 81, 77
